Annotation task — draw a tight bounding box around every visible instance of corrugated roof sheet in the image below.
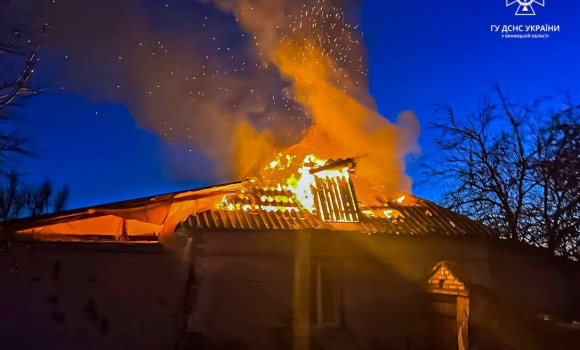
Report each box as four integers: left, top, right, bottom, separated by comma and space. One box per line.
182, 158, 497, 236
185, 195, 498, 237
0, 156, 498, 240
358, 200, 497, 236
187, 209, 327, 230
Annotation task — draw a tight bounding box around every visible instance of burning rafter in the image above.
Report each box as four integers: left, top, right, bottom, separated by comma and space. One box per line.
217, 155, 363, 223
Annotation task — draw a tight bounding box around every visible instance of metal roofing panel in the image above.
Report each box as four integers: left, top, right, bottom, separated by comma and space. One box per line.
185, 194, 498, 238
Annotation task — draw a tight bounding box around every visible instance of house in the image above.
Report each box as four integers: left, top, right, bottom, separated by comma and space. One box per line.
1, 158, 580, 350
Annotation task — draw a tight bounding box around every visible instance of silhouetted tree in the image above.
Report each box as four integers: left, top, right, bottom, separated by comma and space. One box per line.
424, 83, 580, 259
0, 170, 26, 220
0, 16, 70, 219
530, 97, 580, 256
0, 17, 45, 167
52, 184, 70, 213
0, 170, 70, 220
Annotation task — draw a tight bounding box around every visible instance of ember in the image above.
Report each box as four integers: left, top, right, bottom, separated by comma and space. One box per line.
196, 0, 418, 223
184, 0, 421, 197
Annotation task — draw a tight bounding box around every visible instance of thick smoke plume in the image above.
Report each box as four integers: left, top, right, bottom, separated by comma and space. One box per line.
4, 0, 311, 182
5, 0, 420, 193
201, 0, 420, 193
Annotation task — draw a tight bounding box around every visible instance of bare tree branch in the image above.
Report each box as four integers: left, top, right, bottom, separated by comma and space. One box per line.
0, 17, 72, 221
423, 83, 580, 259
52, 184, 70, 213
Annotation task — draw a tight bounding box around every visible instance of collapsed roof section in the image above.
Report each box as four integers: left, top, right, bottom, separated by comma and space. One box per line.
0, 159, 498, 242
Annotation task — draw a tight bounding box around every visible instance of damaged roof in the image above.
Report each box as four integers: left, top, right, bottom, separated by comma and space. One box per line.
0, 159, 498, 241
0, 181, 246, 242
184, 195, 498, 237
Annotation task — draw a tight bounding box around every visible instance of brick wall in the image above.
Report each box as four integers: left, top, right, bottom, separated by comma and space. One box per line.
426, 265, 467, 294
0, 241, 189, 350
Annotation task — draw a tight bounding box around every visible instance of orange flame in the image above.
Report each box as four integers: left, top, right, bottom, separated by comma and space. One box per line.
284, 154, 325, 212
216, 152, 358, 215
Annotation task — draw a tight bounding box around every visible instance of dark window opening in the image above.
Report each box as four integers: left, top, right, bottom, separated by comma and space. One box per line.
309, 263, 340, 327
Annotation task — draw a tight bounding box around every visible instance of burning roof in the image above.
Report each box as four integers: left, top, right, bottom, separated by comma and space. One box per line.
0, 157, 497, 242
187, 186, 496, 237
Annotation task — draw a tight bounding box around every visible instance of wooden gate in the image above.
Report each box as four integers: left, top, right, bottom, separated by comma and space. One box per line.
425, 293, 458, 350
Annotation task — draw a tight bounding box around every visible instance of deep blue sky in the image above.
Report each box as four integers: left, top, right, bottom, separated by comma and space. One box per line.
362, 0, 580, 198
11, 0, 580, 209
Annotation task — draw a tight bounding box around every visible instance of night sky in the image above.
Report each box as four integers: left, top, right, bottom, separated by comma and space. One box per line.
3, 0, 580, 209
